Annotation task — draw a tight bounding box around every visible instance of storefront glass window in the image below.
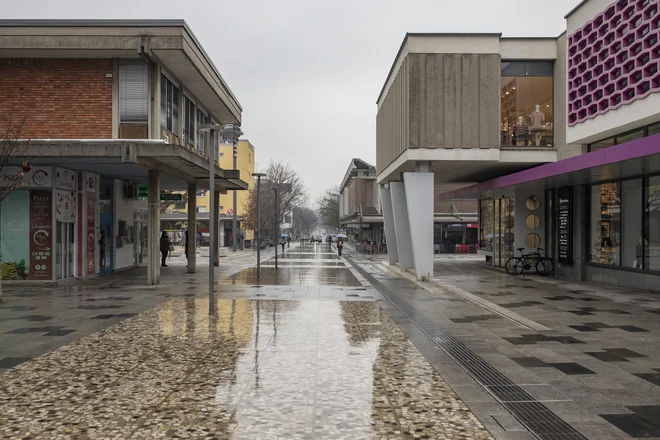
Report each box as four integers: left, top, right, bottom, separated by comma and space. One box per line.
501, 77, 554, 147
646, 176, 660, 271
590, 183, 621, 265
479, 200, 493, 252
590, 137, 615, 152
622, 179, 643, 269
617, 129, 645, 144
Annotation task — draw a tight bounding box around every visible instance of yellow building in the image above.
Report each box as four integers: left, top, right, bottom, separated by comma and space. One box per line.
171, 139, 255, 242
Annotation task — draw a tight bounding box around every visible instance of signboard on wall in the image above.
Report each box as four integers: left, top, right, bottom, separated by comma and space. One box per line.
55, 168, 76, 191
557, 188, 573, 265
29, 190, 53, 280
0, 166, 51, 188
56, 190, 77, 223
87, 193, 96, 275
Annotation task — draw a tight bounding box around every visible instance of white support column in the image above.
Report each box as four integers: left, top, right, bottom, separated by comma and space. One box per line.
379, 185, 399, 265
404, 171, 434, 280
147, 170, 161, 285
212, 191, 220, 267
390, 182, 414, 269
187, 183, 197, 273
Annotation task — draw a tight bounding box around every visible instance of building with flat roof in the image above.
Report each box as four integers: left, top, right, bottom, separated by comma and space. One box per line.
376, 0, 660, 291
0, 19, 246, 285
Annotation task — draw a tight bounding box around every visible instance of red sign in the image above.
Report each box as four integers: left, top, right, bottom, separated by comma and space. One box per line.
29, 190, 53, 280
466, 223, 478, 228
87, 194, 95, 275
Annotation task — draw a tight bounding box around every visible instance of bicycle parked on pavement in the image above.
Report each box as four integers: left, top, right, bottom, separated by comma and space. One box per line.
505, 247, 554, 276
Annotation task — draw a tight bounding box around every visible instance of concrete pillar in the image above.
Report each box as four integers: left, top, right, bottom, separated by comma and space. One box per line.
187, 182, 197, 273
213, 190, 220, 266
147, 170, 161, 285
379, 186, 399, 265
390, 182, 414, 269
404, 172, 434, 279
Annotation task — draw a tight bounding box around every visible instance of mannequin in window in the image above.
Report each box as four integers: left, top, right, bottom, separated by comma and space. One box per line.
514, 116, 528, 147
530, 104, 546, 146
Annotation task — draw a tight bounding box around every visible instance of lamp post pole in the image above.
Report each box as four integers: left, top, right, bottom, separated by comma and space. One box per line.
253, 173, 266, 283
271, 187, 279, 270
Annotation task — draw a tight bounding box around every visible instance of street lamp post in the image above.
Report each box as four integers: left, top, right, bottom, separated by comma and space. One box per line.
253, 172, 266, 283
271, 186, 279, 269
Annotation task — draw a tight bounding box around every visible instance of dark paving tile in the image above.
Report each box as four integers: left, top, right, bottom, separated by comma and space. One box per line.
510, 357, 549, 368
634, 373, 660, 387
628, 405, 660, 426
43, 329, 77, 336
91, 314, 117, 319
605, 348, 647, 359
569, 325, 601, 332
582, 322, 612, 329
20, 315, 54, 322
450, 314, 499, 324
499, 301, 544, 309
0, 306, 35, 311
549, 363, 596, 375
617, 325, 649, 333
600, 413, 660, 438
72, 305, 125, 310
585, 352, 630, 362
0, 357, 32, 369
504, 334, 584, 345
545, 296, 598, 302
104, 296, 134, 301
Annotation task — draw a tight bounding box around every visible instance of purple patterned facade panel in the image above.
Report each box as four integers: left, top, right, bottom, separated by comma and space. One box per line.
568, 0, 660, 126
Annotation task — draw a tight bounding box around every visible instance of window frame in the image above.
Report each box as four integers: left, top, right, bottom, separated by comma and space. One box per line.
160, 74, 180, 133
588, 121, 660, 152
587, 172, 660, 275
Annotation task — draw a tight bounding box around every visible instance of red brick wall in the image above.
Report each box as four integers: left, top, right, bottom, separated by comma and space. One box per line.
0, 59, 113, 139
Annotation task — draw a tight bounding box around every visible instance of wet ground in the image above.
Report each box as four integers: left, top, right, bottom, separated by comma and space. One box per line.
2, 246, 660, 439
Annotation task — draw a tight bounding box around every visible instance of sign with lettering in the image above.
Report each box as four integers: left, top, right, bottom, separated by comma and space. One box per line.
0, 166, 51, 188
55, 168, 76, 190
160, 193, 183, 201
29, 190, 53, 280
557, 188, 573, 265
56, 190, 77, 223
87, 193, 96, 275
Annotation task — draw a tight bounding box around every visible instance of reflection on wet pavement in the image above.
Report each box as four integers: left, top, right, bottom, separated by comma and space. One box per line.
0, 298, 492, 439
219, 267, 363, 287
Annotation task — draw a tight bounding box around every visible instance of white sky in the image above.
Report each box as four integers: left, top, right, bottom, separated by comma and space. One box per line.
2, 0, 581, 202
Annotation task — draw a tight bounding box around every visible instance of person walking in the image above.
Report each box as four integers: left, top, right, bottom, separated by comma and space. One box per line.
160, 231, 171, 267
184, 230, 189, 267
280, 236, 286, 254
337, 237, 344, 257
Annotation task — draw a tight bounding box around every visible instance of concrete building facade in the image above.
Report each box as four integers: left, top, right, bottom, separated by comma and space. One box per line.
0, 20, 246, 285
377, 0, 660, 290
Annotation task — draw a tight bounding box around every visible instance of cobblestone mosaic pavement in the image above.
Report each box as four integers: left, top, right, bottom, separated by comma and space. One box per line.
0, 297, 493, 440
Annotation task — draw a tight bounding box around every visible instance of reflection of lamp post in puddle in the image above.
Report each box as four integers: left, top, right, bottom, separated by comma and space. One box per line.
252, 173, 266, 284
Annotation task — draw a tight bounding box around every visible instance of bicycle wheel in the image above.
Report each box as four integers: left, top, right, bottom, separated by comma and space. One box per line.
535, 257, 554, 276
505, 257, 525, 276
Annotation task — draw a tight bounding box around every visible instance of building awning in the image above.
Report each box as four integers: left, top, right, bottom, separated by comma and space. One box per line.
437, 133, 660, 200
16, 140, 249, 192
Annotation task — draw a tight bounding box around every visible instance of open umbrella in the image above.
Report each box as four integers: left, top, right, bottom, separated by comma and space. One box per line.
337, 233, 348, 239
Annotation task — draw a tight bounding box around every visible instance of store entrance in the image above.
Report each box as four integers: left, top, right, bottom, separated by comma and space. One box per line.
99, 178, 114, 275
55, 222, 75, 280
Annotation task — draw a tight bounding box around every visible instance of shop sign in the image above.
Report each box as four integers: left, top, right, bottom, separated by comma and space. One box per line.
29, 190, 53, 280
160, 193, 183, 201
466, 223, 478, 228
55, 168, 76, 190
85, 172, 97, 193
0, 166, 51, 188
138, 185, 148, 198
56, 190, 77, 223
87, 193, 96, 275
557, 188, 573, 265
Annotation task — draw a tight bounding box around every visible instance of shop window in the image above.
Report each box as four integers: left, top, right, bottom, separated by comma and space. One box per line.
501, 76, 554, 147
479, 199, 493, 252
616, 128, 644, 144
622, 179, 643, 268
645, 176, 660, 270
590, 183, 621, 265
590, 137, 615, 151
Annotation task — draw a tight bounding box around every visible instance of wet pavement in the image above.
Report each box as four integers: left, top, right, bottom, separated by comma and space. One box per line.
0, 244, 494, 439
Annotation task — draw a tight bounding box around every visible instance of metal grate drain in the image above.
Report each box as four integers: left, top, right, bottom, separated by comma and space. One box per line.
346, 256, 587, 440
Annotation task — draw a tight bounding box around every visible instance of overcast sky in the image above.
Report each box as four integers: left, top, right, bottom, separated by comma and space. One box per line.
4, 0, 580, 204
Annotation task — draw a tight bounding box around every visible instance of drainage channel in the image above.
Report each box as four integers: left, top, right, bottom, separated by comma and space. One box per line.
345, 255, 587, 440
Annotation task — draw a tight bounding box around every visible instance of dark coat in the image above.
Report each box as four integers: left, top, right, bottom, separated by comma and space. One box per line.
184, 232, 189, 258
159, 234, 170, 253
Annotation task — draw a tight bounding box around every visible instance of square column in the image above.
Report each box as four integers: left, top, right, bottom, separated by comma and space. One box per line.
212, 190, 220, 267
404, 172, 434, 280
147, 170, 160, 285
379, 186, 399, 265
390, 182, 414, 269
187, 183, 197, 273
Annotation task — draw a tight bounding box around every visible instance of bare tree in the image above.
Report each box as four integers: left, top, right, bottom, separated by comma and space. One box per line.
317, 186, 340, 229
292, 205, 319, 237
0, 102, 32, 302
242, 160, 307, 243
